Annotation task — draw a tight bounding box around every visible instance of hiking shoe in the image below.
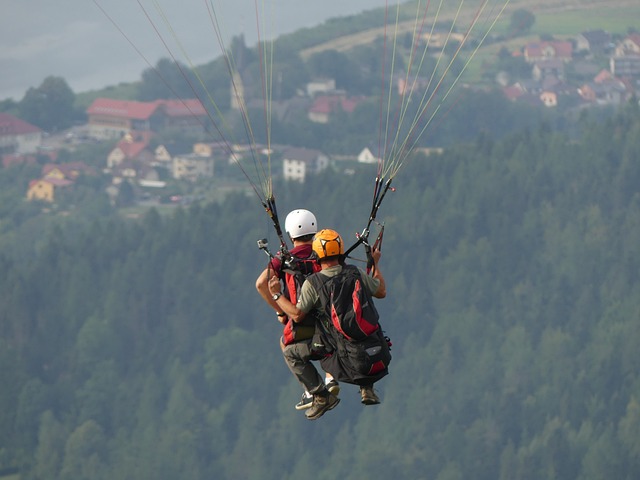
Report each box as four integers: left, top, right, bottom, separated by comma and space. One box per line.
326, 379, 340, 396
295, 391, 313, 410
360, 385, 380, 405
305, 392, 340, 420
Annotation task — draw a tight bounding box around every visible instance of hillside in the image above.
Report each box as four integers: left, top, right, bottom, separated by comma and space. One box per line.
300, 0, 640, 59
1, 101, 640, 478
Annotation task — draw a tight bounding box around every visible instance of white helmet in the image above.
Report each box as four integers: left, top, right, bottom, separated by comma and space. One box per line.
285, 209, 317, 240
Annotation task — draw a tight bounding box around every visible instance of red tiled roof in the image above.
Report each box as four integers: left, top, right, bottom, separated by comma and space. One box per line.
503, 85, 524, 101
161, 99, 207, 117
117, 139, 149, 159
87, 98, 159, 120
594, 69, 614, 84
42, 162, 95, 179
0, 113, 41, 136
310, 95, 361, 114
525, 41, 573, 59
87, 98, 206, 120
29, 177, 73, 188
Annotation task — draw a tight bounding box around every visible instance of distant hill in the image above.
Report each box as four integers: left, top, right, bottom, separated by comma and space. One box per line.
300, 0, 639, 58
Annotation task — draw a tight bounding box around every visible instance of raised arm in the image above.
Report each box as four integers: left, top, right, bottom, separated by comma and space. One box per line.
256, 267, 287, 322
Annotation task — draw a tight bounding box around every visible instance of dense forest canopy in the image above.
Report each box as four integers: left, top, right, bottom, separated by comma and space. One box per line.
1, 101, 639, 479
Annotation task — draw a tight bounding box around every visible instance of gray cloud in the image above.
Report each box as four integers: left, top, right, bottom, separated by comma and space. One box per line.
1, 0, 391, 100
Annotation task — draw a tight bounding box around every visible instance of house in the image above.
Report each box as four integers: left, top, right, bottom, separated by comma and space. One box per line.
222, 143, 256, 165
154, 144, 173, 166
539, 91, 558, 108
107, 133, 155, 170
193, 141, 230, 159
594, 69, 616, 84
610, 34, 640, 78
42, 162, 95, 180
0, 113, 42, 154
357, 147, 382, 165
282, 147, 329, 182
610, 55, 640, 78
107, 133, 164, 185
87, 99, 162, 140
505, 78, 565, 107
396, 75, 432, 96
26, 161, 95, 202
503, 84, 525, 101
575, 30, 612, 54
578, 79, 628, 105
161, 99, 208, 134
306, 78, 336, 97
136, 163, 164, 184
524, 41, 573, 63
615, 33, 640, 57
571, 59, 602, 80
172, 153, 214, 182
308, 94, 362, 124
532, 59, 565, 82
86, 98, 207, 140
511, 79, 543, 95
26, 177, 73, 203
110, 161, 139, 183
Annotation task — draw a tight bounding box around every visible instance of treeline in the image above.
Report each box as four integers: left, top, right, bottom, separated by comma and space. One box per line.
1, 102, 640, 479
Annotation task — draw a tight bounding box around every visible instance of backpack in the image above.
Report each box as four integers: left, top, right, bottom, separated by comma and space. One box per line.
280, 254, 321, 345
312, 264, 381, 341
307, 265, 392, 386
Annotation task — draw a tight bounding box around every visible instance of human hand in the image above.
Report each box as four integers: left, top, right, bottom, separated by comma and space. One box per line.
371, 247, 382, 264
268, 274, 281, 295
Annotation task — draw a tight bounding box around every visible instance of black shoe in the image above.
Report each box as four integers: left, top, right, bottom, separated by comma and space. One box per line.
360, 385, 380, 405
305, 392, 340, 420
326, 379, 340, 396
295, 391, 313, 410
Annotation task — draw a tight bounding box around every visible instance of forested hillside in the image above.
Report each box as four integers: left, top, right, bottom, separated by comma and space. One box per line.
2, 101, 640, 479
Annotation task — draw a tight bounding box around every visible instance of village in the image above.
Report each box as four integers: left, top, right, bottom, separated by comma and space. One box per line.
1, 30, 639, 208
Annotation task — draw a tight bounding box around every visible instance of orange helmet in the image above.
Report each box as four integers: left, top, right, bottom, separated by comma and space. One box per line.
312, 229, 344, 260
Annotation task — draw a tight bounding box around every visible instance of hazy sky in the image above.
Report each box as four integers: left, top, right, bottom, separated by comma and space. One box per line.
0, 0, 393, 101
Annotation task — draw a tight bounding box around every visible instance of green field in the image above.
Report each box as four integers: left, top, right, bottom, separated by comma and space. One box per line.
456, 2, 640, 84
479, 2, 640, 36
533, 5, 640, 35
